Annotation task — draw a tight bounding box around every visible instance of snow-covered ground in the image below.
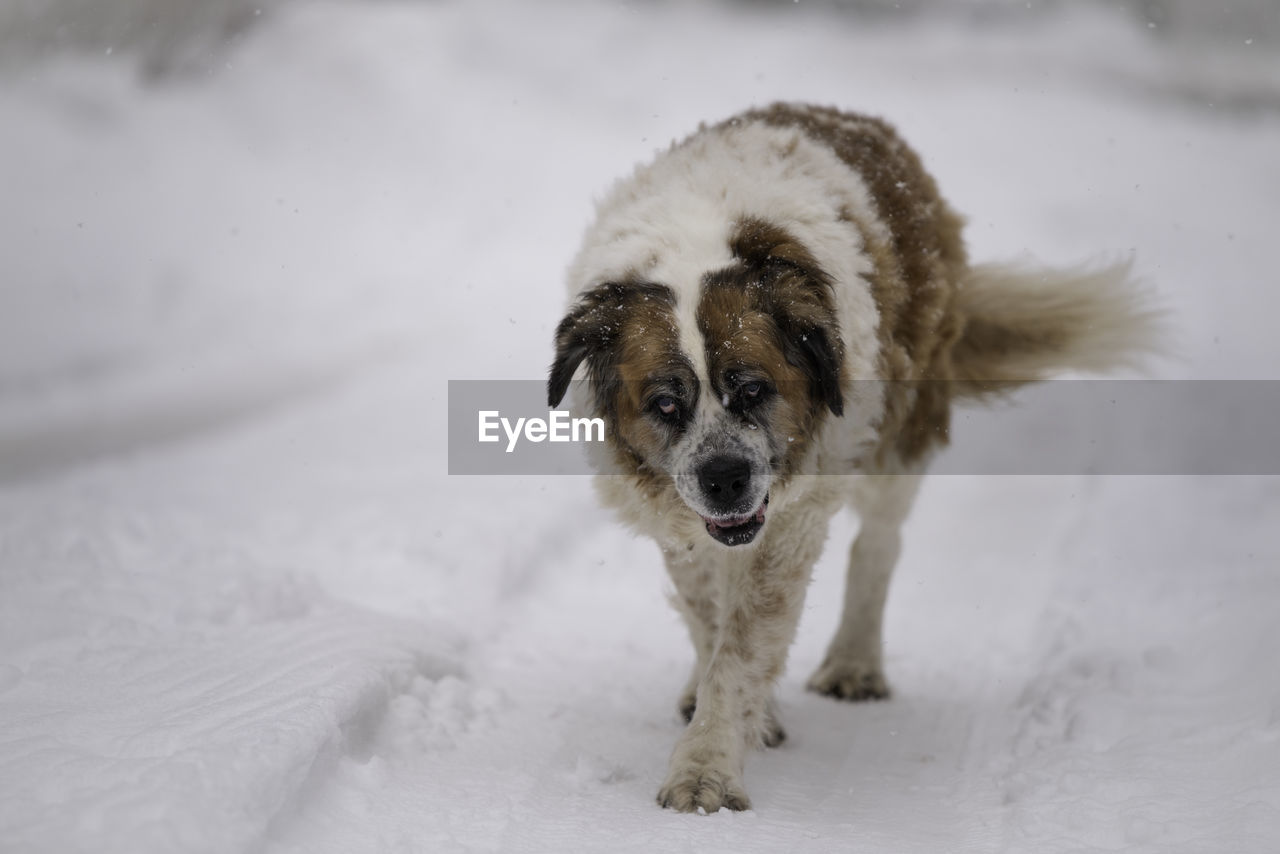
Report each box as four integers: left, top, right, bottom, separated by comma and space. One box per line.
2, 1, 1278, 852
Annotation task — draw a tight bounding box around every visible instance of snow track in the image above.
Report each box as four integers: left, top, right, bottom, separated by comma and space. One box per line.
995, 479, 1280, 853
0, 496, 460, 854
0, 341, 404, 484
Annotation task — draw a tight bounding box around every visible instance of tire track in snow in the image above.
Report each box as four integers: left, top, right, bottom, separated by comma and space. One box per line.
262, 485, 617, 854
0, 605, 460, 854
0, 338, 411, 486
260, 629, 468, 848
992, 477, 1280, 853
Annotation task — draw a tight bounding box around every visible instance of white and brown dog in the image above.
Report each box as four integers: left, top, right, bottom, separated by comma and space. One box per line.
547, 103, 1156, 813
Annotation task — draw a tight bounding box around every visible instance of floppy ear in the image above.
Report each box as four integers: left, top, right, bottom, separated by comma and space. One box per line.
781, 322, 844, 417
547, 282, 635, 409
547, 308, 593, 408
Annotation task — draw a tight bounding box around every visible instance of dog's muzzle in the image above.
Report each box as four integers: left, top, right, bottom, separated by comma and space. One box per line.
695, 456, 768, 546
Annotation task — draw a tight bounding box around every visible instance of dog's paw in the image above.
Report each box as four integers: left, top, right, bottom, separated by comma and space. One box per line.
657, 765, 751, 813
806, 659, 891, 702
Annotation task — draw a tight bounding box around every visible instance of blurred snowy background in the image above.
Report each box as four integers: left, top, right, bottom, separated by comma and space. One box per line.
1, 1, 1278, 852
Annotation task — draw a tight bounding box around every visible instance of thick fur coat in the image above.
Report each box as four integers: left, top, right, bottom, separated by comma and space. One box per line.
547, 103, 1157, 813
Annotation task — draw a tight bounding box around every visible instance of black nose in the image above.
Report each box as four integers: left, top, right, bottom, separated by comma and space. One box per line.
697, 456, 752, 510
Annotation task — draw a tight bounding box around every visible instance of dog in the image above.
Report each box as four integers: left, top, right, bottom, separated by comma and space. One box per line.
547, 103, 1157, 813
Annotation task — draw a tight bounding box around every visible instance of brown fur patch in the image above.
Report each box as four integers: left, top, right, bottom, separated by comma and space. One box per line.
697, 218, 846, 477
611, 306, 701, 486
549, 280, 693, 496
724, 104, 969, 465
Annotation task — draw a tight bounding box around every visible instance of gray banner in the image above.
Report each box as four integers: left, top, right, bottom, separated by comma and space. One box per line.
448, 380, 1280, 475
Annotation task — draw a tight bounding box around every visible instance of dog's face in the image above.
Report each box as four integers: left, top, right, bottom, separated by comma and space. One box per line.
548, 219, 845, 547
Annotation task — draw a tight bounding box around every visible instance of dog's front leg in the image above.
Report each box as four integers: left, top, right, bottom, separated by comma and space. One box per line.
657, 533, 817, 813
662, 544, 721, 725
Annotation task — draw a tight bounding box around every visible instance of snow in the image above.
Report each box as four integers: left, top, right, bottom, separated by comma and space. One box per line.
2, 1, 1279, 852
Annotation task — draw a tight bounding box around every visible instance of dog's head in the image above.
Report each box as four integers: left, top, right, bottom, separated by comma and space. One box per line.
548, 218, 845, 547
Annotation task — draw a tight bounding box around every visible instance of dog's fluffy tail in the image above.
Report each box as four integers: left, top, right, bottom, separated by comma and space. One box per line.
950, 259, 1165, 398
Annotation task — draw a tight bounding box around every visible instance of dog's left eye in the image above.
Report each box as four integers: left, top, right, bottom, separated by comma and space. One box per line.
741, 381, 763, 399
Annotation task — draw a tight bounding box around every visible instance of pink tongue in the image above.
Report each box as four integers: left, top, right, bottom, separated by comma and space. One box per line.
708, 504, 766, 529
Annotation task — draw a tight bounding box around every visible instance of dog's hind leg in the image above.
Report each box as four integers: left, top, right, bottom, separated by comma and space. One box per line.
808, 473, 923, 701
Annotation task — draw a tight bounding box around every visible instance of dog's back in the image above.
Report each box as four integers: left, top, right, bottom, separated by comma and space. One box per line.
568, 103, 1158, 474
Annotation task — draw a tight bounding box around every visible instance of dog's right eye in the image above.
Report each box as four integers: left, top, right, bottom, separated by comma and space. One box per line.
653, 395, 678, 417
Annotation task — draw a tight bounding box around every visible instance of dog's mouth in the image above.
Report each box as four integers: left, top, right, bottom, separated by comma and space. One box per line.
701, 495, 768, 547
